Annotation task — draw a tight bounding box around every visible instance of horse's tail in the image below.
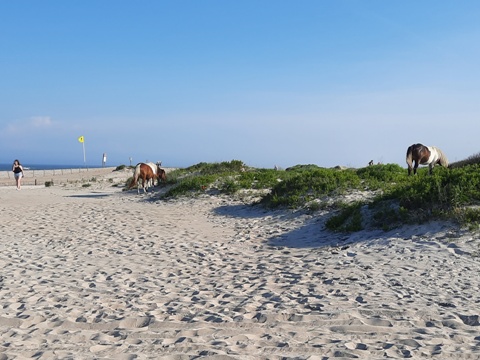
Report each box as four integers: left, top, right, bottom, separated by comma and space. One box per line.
128, 164, 141, 189
406, 145, 413, 168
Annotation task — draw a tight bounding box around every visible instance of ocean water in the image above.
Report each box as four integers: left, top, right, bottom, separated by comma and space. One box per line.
0, 163, 105, 171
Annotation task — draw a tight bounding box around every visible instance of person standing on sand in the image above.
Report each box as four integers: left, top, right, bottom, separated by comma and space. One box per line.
12, 159, 24, 190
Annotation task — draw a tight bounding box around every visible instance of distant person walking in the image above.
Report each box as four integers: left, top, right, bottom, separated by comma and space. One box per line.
12, 159, 24, 190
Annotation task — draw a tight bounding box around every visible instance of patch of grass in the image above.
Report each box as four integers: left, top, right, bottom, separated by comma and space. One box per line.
123, 178, 132, 190
163, 174, 217, 197
285, 164, 324, 171
219, 178, 240, 195
163, 161, 284, 198
260, 168, 362, 208
370, 203, 410, 231
325, 202, 364, 232
382, 165, 480, 211
452, 207, 480, 231
356, 163, 406, 190
184, 160, 247, 175
305, 200, 323, 213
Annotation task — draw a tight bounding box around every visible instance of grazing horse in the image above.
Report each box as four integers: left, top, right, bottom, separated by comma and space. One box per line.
406, 143, 449, 175
129, 163, 158, 194
145, 162, 163, 187
157, 167, 167, 183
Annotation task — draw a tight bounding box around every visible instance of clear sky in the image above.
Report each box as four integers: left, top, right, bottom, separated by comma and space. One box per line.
1, 1, 479, 169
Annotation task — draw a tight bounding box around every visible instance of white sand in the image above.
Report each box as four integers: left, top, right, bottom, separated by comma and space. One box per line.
1, 169, 479, 359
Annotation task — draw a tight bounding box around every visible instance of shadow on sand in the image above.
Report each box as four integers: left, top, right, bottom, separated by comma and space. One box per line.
212, 202, 449, 250
66, 193, 111, 199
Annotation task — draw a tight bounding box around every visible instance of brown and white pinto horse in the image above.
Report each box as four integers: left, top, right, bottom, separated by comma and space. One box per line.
129, 163, 166, 194
406, 143, 449, 175
145, 162, 165, 187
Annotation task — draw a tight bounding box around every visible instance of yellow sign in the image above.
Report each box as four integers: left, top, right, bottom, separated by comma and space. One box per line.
78, 136, 84, 143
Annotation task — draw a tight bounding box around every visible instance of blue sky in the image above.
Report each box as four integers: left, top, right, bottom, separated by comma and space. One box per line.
1, 1, 479, 168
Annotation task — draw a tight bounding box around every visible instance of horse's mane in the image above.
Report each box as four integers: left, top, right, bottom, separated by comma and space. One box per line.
431, 146, 449, 168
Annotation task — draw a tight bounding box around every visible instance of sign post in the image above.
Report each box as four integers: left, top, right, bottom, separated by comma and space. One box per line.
78, 135, 86, 167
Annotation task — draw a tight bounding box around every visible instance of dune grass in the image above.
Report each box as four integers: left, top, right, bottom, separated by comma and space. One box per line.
144, 157, 480, 232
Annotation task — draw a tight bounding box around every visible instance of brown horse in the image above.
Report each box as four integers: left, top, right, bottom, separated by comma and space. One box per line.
129, 163, 166, 194
406, 143, 449, 175
157, 167, 167, 185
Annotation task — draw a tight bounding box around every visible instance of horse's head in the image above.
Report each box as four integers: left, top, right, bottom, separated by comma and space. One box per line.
439, 156, 449, 168
157, 167, 167, 182
432, 146, 449, 168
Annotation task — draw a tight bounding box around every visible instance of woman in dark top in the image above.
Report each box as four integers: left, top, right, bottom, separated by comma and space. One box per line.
12, 159, 24, 190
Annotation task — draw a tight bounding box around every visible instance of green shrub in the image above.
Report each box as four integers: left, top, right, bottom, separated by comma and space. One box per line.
220, 178, 240, 194
184, 160, 246, 175
325, 203, 364, 232
260, 168, 361, 208
163, 174, 217, 198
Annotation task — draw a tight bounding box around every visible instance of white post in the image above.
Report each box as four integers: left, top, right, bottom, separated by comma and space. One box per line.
82, 141, 86, 168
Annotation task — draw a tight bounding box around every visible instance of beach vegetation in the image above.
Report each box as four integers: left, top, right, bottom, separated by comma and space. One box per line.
163, 160, 284, 198
329, 164, 480, 231
164, 174, 217, 197
325, 202, 364, 232
158, 156, 480, 232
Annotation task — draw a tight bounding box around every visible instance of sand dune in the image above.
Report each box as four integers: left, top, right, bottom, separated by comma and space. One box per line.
0, 170, 479, 359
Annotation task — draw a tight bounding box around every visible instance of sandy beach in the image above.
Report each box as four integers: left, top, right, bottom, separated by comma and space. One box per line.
1, 168, 479, 359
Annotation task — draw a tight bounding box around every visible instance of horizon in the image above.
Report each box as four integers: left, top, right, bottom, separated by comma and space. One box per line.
1, 1, 479, 169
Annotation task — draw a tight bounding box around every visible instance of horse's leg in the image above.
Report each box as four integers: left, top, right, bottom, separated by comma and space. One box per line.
138, 176, 145, 194
148, 176, 154, 191
414, 161, 419, 175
